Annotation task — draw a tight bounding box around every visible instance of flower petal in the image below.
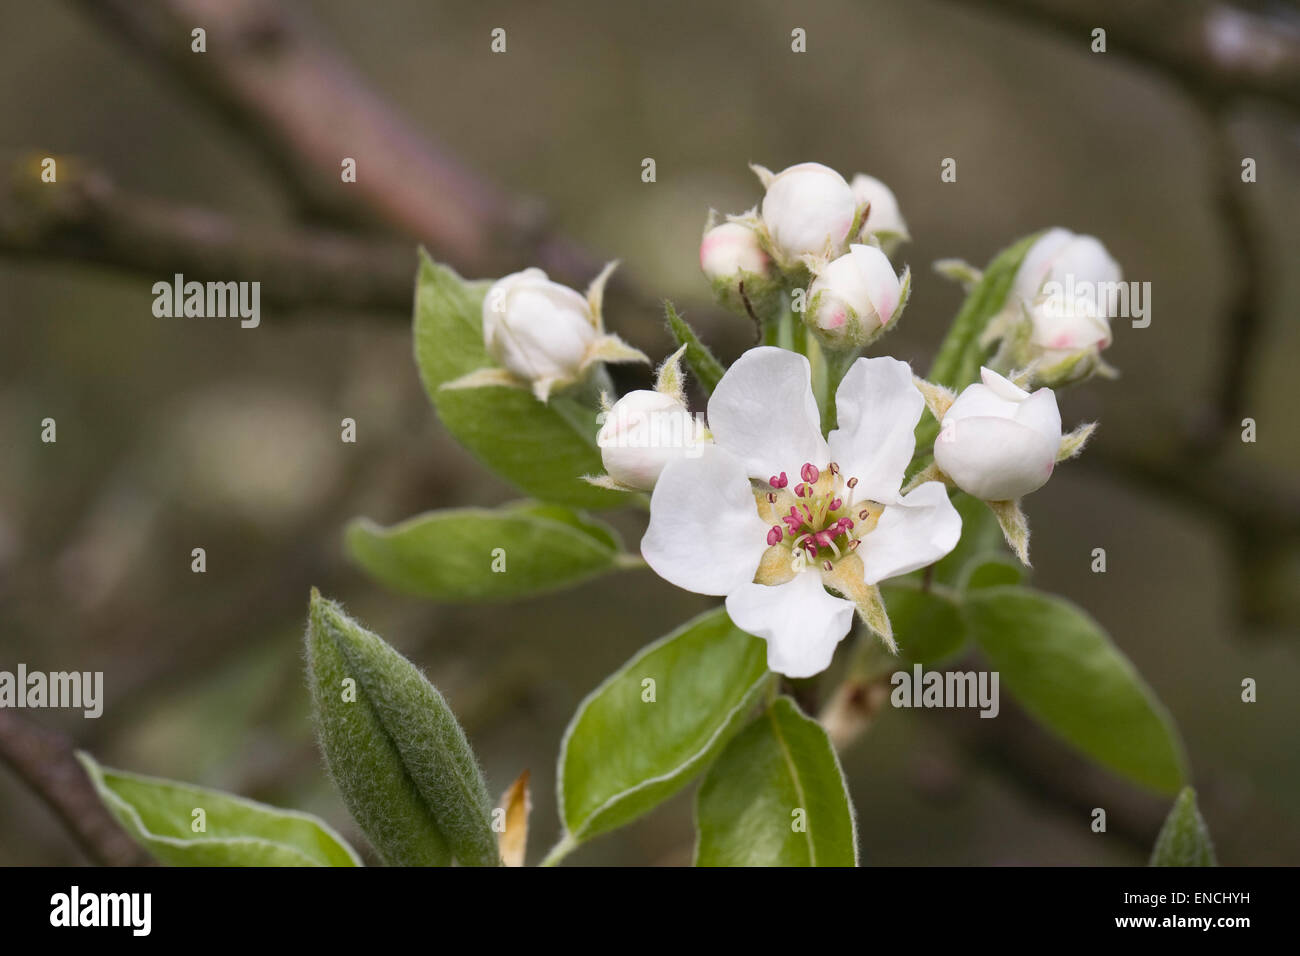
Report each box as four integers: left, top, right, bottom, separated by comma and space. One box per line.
827, 355, 924, 502
707, 346, 829, 480
725, 571, 856, 678
934, 416, 1058, 501
858, 481, 962, 584
641, 447, 770, 596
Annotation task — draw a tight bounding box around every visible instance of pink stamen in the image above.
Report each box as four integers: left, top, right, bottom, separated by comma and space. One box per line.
801, 462, 820, 483
794, 483, 809, 498
769, 472, 788, 489
767, 526, 783, 546
829, 497, 842, 511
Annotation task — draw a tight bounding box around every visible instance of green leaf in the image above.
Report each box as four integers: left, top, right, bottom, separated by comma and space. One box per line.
664, 300, 726, 393
927, 231, 1042, 390
695, 697, 857, 866
964, 586, 1187, 793
414, 250, 626, 509
963, 557, 1024, 591
346, 500, 628, 601
1150, 787, 1217, 866
931, 492, 1006, 587
306, 590, 498, 866
556, 608, 769, 845
76, 752, 361, 867
881, 583, 968, 665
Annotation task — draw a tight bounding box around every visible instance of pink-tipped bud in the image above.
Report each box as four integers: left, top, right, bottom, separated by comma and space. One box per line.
767, 526, 784, 546
801, 462, 820, 483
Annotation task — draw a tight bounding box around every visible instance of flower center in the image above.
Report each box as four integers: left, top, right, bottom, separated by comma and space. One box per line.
762, 461, 882, 574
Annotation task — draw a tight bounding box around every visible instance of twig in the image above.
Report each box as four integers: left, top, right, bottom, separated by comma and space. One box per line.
68, 0, 600, 285
0, 710, 153, 866
953, 0, 1300, 111
1, 154, 413, 313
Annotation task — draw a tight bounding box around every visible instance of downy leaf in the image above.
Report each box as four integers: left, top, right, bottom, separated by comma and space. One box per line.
77, 752, 361, 867
306, 590, 498, 865
556, 608, 769, 845
965, 586, 1187, 794
1150, 786, 1217, 866
414, 251, 626, 509
695, 697, 857, 866
346, 500, 629, 601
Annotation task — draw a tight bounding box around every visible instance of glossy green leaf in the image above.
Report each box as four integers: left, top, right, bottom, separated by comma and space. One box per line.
556, 608, 769, 845
413, 250, 626, 509
695, 697, 857, 866
965, 586, 1187, 793
1150, 787, 1217, 866
306, 590, 498, 866
77, 752, 361, 867
881, 583, 968, 665
346, 500, 628, 601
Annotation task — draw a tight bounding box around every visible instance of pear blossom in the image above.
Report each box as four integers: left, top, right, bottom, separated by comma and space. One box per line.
699, 222, 770, 282
1025, 291, 1113, 362
806, 244, 906, 349
850, 173, 909, 244
1013, 228, 1121, 358
757, 162, 858, 263
641, 347, 961, 677
934, 368, 1062, 502
1014, 228, 1121, 308
446, 265, 647, 403
597, 390, 708, 491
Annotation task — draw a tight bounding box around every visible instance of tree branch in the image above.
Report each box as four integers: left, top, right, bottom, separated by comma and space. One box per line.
68, 0, 600, 285
0, 710, 152, 866
1, 153, 413, 313
953, 0, 1300, 110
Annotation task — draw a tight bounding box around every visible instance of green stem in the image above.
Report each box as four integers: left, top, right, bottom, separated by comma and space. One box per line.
539, 833, 578, 867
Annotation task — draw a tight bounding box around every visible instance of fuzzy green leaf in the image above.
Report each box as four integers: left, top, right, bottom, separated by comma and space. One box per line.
664, 300, 726, 393
695, 697, 857, 866
965, 586, 1187, 793
556, 608, 769, 845
306, 591, 498, 866
1150, 787, 1218, 866
77, 752, 361, 867
414, 251, 626, 509
346, 501, 628, 601
927, 231, 1042, 390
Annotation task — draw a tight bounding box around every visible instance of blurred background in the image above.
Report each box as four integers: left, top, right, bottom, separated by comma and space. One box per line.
2, 0, 1298, 866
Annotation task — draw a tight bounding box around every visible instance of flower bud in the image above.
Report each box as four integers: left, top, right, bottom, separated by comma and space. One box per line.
700, 222, 770, 282
849, 173, 909, 244
805, 244, 904, 348
1026, 292, 1112, 361
597, 390, 707, 491
934, 368, 1062, 501
1014, 228, 1122, 318
759, 162, 857, 262
482, 267, 598, 386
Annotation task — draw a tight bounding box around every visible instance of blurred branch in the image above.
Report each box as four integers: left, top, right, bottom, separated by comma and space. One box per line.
67, 0, 600, 285
954, 0, 1300, 110
0, 710, 152, 866
1, 154, 412, 313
